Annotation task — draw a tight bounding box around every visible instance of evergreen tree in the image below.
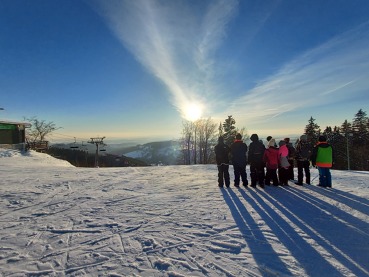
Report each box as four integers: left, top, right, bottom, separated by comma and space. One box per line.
218, 122, 223, 138
341, 120, 352, 135
322, 126, 333, 141
351, 109, 369, 170
222, 115, 237, 146
352, 109, 369, 145
304, 116, 320, 144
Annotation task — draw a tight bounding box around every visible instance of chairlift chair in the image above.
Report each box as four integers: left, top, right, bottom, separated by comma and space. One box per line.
70, 137, 79, 149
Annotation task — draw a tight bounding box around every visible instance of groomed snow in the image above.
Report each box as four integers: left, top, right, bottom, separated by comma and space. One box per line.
1, 149, 369, 276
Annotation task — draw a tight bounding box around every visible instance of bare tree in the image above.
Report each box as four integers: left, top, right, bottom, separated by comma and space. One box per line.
196, 118, 217, 164
180, 118, 218, 164
24, 117, 60, 143
180, 120, 194, 165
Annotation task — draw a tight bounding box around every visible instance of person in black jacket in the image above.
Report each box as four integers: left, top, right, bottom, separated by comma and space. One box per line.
248, 133, 266, 188
294, 134, 312, 185
230, 133, 248, 187
214, 136, 230, 187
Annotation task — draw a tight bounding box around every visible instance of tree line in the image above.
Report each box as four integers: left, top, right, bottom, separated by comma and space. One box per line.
304, 109, 369, 171
24, 109, 369, 170
179, 109, 369, 171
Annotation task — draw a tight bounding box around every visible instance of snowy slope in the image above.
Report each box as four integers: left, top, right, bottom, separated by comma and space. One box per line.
1, 149, 369, 276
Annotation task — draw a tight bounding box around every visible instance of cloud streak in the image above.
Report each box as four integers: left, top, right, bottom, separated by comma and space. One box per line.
91, 0, 238, 120
225, 21, 369, 125
91, 1, 369, 130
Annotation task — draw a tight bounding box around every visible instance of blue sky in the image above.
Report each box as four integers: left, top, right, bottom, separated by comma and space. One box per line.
1, 0, 369, 143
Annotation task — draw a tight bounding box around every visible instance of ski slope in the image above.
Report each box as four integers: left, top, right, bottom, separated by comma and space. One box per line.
1, 149, 369, 276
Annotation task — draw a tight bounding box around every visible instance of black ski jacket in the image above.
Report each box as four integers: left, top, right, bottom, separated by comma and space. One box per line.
214, 142, 230, 165
230, 140, 248, 166
248, 141, 266, 164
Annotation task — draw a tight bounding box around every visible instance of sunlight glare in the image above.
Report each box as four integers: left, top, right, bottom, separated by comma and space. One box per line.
184, 103, 203, 121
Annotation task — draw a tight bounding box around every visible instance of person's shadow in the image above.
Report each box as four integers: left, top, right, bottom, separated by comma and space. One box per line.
305, 184, 369, 216
222, 188, 293, 276
277, 186, 369, 275
222, 186, 369, 276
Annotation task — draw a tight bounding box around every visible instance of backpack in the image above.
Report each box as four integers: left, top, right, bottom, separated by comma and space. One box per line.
287, 143, 295, 158
297, 141, 311, 160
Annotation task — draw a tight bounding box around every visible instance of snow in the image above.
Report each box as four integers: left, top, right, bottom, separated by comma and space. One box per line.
1, 148, 369, 277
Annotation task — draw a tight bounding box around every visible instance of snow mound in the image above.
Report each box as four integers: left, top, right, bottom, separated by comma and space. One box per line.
0, 148, 74, 168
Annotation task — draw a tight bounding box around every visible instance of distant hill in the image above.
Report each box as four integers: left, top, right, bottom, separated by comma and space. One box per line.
110, 140, 181, 165
51, 140, 181, 166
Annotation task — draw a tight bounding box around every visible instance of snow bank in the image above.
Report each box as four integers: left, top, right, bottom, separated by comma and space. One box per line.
0, 148, 74, 168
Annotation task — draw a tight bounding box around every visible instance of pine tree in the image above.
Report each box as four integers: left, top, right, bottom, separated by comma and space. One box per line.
351, 109, 369, 170
223, 115, 237, 146
322, 126, 333, 141
218, 122, 223, 137
304, 116, 320, 145
352, 109, 369, 145
341, 120, 352, 135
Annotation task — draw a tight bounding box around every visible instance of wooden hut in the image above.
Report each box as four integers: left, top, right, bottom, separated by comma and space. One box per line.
0, 120, 31, 150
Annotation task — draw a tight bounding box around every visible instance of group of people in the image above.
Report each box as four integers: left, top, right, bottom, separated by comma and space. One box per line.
214, 133, 333, 189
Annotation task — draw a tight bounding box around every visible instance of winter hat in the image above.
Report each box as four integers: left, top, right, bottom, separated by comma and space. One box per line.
218, 136, 224, 143
284, 138, 290, 143
250, 134, 259, 142
266, 136, 273, 142
279, 140, 286, 147
300, 134, 307, 141
235, 133, 242, 140
268, 138, 276, 148
318, 135, 327, 142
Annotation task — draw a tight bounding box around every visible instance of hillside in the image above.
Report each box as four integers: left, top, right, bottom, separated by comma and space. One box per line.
119, 140, 181, 165
51, 140, 181, 165
1, 149, 369, 276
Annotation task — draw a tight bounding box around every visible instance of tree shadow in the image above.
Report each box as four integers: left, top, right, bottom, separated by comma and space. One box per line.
221, 188, 293, 276
268, 186, 369, 276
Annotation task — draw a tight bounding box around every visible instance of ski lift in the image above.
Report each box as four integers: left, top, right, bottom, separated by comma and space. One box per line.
100, 143, 107, 152
81, 141, 89, 151
70, 137, 79, 149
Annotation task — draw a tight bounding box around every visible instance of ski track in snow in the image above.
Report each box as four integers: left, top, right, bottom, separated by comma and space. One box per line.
1, 150, 369, 276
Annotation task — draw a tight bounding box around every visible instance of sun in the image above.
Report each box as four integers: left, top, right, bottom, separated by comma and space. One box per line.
184, 102, 203, 121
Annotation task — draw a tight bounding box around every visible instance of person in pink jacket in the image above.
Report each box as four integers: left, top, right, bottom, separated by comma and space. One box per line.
263, 139, 279, 186
278, 140, 290, 186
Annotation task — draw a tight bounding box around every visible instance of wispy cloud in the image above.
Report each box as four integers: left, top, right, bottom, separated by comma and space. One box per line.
91, 0, 238, 119
225, 21, 369, 125
90, 1, 369, 129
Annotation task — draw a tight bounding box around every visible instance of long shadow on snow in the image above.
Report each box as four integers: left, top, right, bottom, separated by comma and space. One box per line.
305, 185, 369, 216
267, 186, 369, 276
222, 188, 293, 276
240, 188, 342, 276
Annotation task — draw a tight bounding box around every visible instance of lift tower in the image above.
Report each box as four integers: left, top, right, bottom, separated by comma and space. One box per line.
88, 137, 106, 167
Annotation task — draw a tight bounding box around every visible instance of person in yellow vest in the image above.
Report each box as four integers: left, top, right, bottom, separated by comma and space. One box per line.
311, 135, 333, 187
